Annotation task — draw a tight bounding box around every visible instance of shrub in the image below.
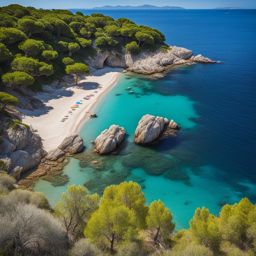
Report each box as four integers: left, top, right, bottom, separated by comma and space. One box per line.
70, 239, 101, 256
0, 173, 16, 193
0, 203, 68, 256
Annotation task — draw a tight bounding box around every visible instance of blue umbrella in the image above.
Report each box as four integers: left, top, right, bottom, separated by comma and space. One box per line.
76, 101, 81, 104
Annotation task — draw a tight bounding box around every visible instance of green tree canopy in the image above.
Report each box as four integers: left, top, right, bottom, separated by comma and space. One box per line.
18, 18, 45, 36
190, 207, 221, 252
85, 204, 137, 252
219, 198, 256, 249
0, 92, 19, 111
146, 200, 175, 243
18, 39, 45, 57
77, 38, 92, 48
65, 63, 89, 84
2, 71, 34, 88
0, 43, 12, 63
135, 31, 154, 46
55, 185, 99, 242
68, 42, 80, 56
125, 41, 140, 54
42, 50, 58, 61
11, 56, 53, 77
0, 27, 27, 45
101, 181, 148, 228
62, 57, 75, 65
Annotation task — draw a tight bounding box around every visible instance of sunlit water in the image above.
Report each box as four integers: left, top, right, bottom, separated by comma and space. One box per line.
34, 10, 256, 229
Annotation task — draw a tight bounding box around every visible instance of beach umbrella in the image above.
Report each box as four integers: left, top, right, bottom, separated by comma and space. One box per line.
76, 101, 81, 104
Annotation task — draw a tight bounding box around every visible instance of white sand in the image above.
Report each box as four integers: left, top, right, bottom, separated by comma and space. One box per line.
22, 68, 122, 152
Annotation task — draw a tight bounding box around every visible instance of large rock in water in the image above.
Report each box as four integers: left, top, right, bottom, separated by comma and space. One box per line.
134, 114, 180, 145
46, 134, 84, 161
134, 115, 167, 145
94, 125, 126, 154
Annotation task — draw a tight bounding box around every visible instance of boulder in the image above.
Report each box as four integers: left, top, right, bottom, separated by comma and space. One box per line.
46, 148, 65, 161
94, 125, 126, 154
0, 124, 46, 176
46, 134, 84, 161
134, 114, 167, 144
134, 115, 180, 145
58, 134, 84, 154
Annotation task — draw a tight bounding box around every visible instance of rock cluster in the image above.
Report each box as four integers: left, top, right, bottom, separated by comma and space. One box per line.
134, 114, 180, 145
94, 125, 126, 154
0, 124, 46, 178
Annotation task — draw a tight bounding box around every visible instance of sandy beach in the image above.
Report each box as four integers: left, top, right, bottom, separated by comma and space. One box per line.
22, 68, 122, 152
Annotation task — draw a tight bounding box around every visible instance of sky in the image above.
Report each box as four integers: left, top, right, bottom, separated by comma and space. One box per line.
1, 0, 256, 9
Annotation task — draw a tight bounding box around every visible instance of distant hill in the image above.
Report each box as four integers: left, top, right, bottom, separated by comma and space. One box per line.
93, 5, 185, 10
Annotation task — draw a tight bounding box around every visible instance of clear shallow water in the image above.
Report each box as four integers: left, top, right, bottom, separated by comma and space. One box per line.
34, 10, 256, 229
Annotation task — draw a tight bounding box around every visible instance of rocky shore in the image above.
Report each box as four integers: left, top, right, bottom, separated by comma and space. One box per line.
1, 44, 216, 186
88, 46, 217, 75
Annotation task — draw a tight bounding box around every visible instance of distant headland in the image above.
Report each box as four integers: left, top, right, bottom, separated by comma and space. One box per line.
92, 5, 185, 10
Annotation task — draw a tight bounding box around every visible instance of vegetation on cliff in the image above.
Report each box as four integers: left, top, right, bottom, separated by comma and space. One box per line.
0, 175, 255, 256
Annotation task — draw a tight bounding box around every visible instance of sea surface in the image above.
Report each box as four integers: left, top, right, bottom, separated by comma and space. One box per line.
34, 10, 256, 229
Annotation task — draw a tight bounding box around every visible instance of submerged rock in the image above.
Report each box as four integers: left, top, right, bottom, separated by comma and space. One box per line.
94, 125, 126, 154
190, 54, 217, 64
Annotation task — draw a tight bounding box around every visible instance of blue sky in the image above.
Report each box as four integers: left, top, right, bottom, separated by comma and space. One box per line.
1, 0, 256, 9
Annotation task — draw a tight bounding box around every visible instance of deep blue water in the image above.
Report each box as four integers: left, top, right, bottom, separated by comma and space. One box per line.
35, 10, 256, 228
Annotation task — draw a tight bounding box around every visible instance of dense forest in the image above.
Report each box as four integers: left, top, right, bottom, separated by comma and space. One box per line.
0, 4, 165, 94
0, 173, 256, 256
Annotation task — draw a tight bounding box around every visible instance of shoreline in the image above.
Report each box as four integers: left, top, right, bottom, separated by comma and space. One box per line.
22, 68, 122, 152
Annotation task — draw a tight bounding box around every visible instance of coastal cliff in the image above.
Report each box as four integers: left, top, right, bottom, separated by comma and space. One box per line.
87, 46, 216, 75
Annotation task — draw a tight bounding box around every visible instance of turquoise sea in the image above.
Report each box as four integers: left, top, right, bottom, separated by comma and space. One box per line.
34, 10, 256, 229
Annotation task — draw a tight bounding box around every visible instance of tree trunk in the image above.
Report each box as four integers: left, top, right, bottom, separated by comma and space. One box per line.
110, 233, 115, 253
75, 75, 78, 85
154, 226, 160, 243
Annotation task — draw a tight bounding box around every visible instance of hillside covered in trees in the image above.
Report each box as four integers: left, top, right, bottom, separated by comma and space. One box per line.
0, 174, 256, 256
0, 4, 165, 92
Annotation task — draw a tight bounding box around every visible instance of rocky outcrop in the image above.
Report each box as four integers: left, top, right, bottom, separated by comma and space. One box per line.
190, 54, 217, 64
0, 124, 46, 178
88, 46, 216, 75
94, 125, 126, 154
46, 134, 84, 161
18, 134, 84, 189
134, 114, 180, 145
